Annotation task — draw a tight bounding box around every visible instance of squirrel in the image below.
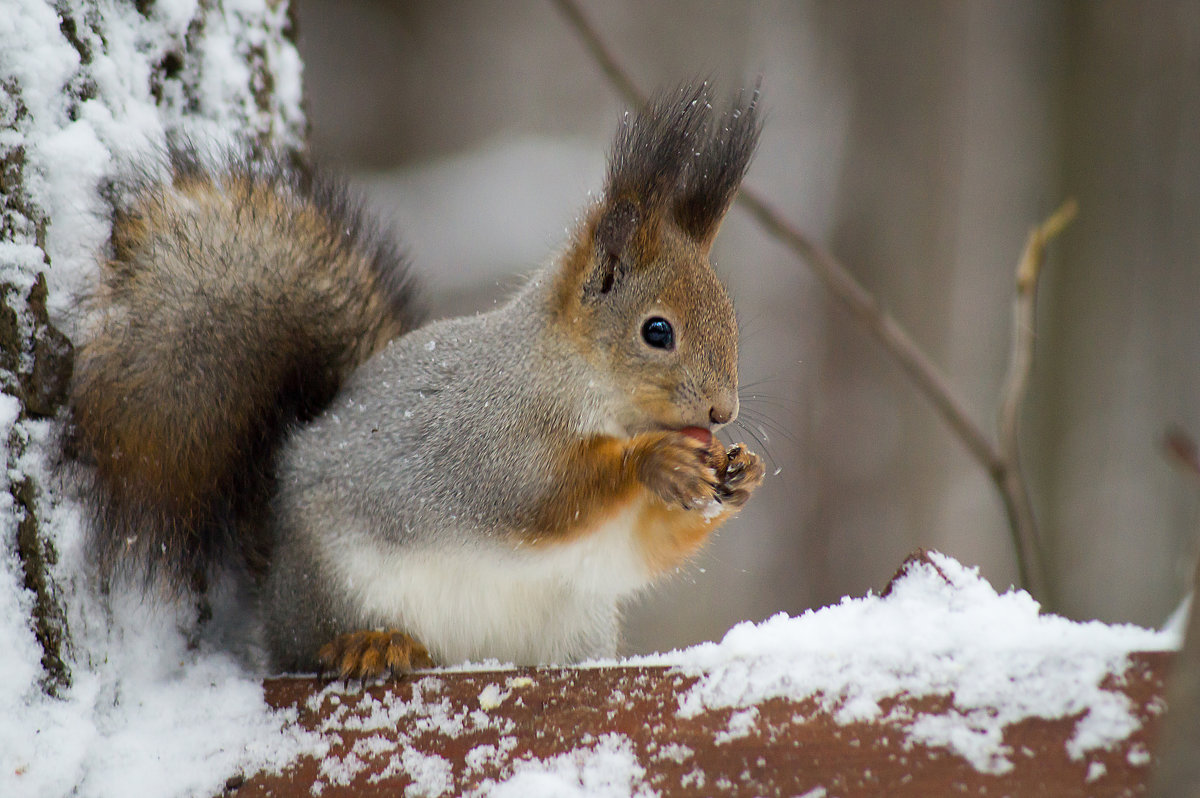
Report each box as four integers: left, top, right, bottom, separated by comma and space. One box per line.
67, 84, 766, 679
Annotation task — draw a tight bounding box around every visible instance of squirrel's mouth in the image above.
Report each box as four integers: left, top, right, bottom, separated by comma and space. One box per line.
675, 425, 713, 445
624, 420, 714, 444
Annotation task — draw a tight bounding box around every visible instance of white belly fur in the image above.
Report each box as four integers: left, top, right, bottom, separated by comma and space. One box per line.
326, 502, 653, 665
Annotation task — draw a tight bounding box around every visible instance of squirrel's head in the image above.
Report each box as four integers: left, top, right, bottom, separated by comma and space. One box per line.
552, 83, 761, 438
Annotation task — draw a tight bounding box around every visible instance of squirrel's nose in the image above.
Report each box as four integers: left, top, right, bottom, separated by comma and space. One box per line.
709, 401, 737, 427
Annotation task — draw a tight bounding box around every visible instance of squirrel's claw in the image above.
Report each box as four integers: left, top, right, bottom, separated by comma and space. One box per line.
318, 629, 433, 681
715, 444, 765, 508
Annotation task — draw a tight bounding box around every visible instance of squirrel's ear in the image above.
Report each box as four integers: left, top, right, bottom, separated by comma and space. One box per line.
581, 86, 708, 302
602, 83, 762, 258
605, 85, 709, 218
671, 87, 761, 254
575, 82, 761, 299
581, 197, 639, 301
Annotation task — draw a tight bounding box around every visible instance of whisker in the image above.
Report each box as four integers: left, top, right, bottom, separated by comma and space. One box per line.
741, 394, 804, 411
739, 375, 785, 391
735, 315, 774, 344
730, 418, 767, 451
739, 408, 798, 444
729, 419, 780, 471
739, 401, 791, 424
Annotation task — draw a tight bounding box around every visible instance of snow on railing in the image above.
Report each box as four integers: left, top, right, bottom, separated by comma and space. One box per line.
229, 552, 1177, 797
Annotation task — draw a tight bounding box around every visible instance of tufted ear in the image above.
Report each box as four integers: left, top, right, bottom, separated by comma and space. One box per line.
672, 86, 761, 254
576, 83, 762, 304
581, 197, 639, 301
606, 85, 711, 220
604, 83, 760, 256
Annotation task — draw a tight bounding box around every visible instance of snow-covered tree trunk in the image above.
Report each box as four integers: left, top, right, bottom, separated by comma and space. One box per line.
2, 3, 306, 795
1, 0, 304, 691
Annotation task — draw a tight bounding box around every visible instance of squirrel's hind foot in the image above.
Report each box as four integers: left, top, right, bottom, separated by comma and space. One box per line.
318, 629, 434, 680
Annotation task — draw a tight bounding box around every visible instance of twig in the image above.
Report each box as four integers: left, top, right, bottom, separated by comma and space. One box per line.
552, 0, 1067, 598
996, 200, 1077, 598
1151, 558, 1200, 797
999, 200, 1078, 455
549, 0, 642, 106
734, 191, 1004, 478
1152, 426, 1200, 797
1164, 427, 1200, 484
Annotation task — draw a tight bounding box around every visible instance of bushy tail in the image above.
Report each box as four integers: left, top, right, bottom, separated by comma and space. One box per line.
68, 147, 420, 588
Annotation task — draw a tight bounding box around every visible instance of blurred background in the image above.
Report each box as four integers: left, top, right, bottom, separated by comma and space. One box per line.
292, 0, 1200, 654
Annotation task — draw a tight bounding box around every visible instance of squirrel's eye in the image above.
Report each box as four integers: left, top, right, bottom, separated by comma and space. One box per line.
641, 317, 675, 350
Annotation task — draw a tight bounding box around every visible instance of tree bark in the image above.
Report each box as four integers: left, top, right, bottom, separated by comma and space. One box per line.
0, 0, 304, 696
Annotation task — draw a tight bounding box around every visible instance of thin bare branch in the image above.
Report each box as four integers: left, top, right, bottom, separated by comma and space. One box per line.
739, 192, 1003, 470
1164, 427, 1200, 485
1151, 553, 1200, 797
1152, 425, 1200, 796
999, 200, 1078, 453
552, 0, 1065, 598
733, 191, 1004, 476
549, 0, 643, 107
996, 199, 1077, 599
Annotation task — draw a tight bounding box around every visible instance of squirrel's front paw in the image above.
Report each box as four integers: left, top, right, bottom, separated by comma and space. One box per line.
319, 629, 434, 680
714, 443, 765, 508
634, 432, 721, 510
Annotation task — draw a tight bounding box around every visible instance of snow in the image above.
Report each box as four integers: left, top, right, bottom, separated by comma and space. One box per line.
1086, 760, 1108, 783
302, 676, 521, 795
293, 552, 1179, 793
662, 552, 1179, 775
0, 2, 1186, 797
397, 749, 454, 797
1, 2, 308, 797
4, 591, 320, 798
713, 706, 759, 745
1127, 743, 1152, 767
477, 734, 658, 798
650, 742, 693, 765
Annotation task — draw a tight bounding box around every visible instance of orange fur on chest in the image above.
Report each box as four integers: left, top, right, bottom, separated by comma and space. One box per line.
632, 498, 726, 576
520, 434, 733, 577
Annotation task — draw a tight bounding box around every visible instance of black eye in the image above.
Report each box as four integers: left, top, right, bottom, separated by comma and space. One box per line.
641, 317, 675, 350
